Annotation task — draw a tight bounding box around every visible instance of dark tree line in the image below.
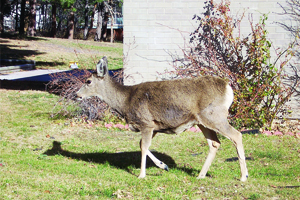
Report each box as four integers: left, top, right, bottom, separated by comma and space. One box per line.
0, 0, 122, 41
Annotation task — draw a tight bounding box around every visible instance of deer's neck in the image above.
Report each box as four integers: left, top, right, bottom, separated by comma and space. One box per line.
101, 77, 130, 116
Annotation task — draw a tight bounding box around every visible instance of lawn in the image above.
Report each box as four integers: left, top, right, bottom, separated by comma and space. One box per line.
0, 36, 123, 70
0, 89, 300, 199
1, 37, 300, 199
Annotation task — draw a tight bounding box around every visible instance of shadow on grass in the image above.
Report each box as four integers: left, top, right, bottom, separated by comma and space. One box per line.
36, 61, 65, 67
0, 36, 65, 68
225, 157, 254, 162
0, 44, 65, 67
44, 141, 199, 177
0, 80, 48, 91
0, 43, 46, 60
0, 32, 49, 41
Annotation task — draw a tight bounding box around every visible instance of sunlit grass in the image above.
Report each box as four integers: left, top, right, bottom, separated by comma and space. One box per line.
2, 37, 123, 70
0, 89, 300, 199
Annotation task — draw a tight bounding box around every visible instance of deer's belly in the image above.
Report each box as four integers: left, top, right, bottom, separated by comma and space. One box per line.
156, 120, 197, 134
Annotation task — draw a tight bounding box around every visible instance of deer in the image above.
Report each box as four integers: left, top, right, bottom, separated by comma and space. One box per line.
76, 56, 249, 181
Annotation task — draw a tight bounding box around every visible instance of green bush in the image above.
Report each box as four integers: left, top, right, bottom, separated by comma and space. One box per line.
172, 0, 296, 129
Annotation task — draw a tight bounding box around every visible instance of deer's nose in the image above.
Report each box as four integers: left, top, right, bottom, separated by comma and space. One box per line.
75, 93, 83, 101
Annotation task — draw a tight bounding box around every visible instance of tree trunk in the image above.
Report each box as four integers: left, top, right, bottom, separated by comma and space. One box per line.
38, 2, 42, 31
57, 14, 62, 32
15, 0, 19, 31
110, 15, 114, 43
51, 3, 56, 37
56, 6, 63, 32
88, 3, 96, 35
0, 0, 4, 34
102, 12, 108, 41
83, 0, 89, 40
42, 3, 48, 32
67, 10, 74, 39
19, 0, 26, 35
27, 0, 36, 37
94, 3, 103, 41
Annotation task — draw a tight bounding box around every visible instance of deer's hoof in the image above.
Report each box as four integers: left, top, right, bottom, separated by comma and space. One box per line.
164, 165, 169, 171
197, 174, 206, 179
138, 174, 146, 179
240, 175, 248, 182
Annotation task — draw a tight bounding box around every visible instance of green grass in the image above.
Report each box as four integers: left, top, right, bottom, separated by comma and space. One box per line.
1, 37, 123, 70
1, 89, 300, 199
41, 38, 123, 70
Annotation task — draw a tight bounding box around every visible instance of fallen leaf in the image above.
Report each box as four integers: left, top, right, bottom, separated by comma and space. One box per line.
156, 186, 166, 192
113, 189, 133, 199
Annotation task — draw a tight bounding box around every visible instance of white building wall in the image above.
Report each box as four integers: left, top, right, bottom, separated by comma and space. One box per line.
123, 0, 204, 84
123, 0, 293, 85
123, 0, 299, 118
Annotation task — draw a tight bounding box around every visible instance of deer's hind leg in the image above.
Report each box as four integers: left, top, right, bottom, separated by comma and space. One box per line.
200, 117, 248, 181
218, 124, 248, 181
197, 124, 221, 179
197, 104, 248, 181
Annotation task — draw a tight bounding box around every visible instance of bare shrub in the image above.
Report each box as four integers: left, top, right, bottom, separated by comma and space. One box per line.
47, 68, 123, 121
170, 0, 298, 129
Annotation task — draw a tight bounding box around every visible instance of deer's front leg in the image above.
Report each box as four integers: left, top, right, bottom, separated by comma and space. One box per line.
147, 150, 169, 171
142, 132, 169, 171
138, 127, 154, 178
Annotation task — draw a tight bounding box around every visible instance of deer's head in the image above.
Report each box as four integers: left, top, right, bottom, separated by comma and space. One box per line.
76, 56, 108, 100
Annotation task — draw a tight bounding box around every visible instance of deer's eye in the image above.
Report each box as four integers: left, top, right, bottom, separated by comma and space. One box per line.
86, 80, 92, 85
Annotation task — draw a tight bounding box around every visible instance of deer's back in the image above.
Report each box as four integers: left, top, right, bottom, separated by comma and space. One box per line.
124, 76, 230, 132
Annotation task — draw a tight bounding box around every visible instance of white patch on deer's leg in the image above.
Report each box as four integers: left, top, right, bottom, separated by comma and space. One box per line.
147, 150, 169, 171
138, 127, 154, 179
197, 125, 220, 179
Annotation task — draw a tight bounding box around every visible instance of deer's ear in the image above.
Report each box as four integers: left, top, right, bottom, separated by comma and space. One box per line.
96, 56, 108, 77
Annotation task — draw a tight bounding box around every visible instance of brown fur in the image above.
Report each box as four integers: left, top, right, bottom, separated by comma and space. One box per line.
77, 57, 248, 181
124, 76, 228, 132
